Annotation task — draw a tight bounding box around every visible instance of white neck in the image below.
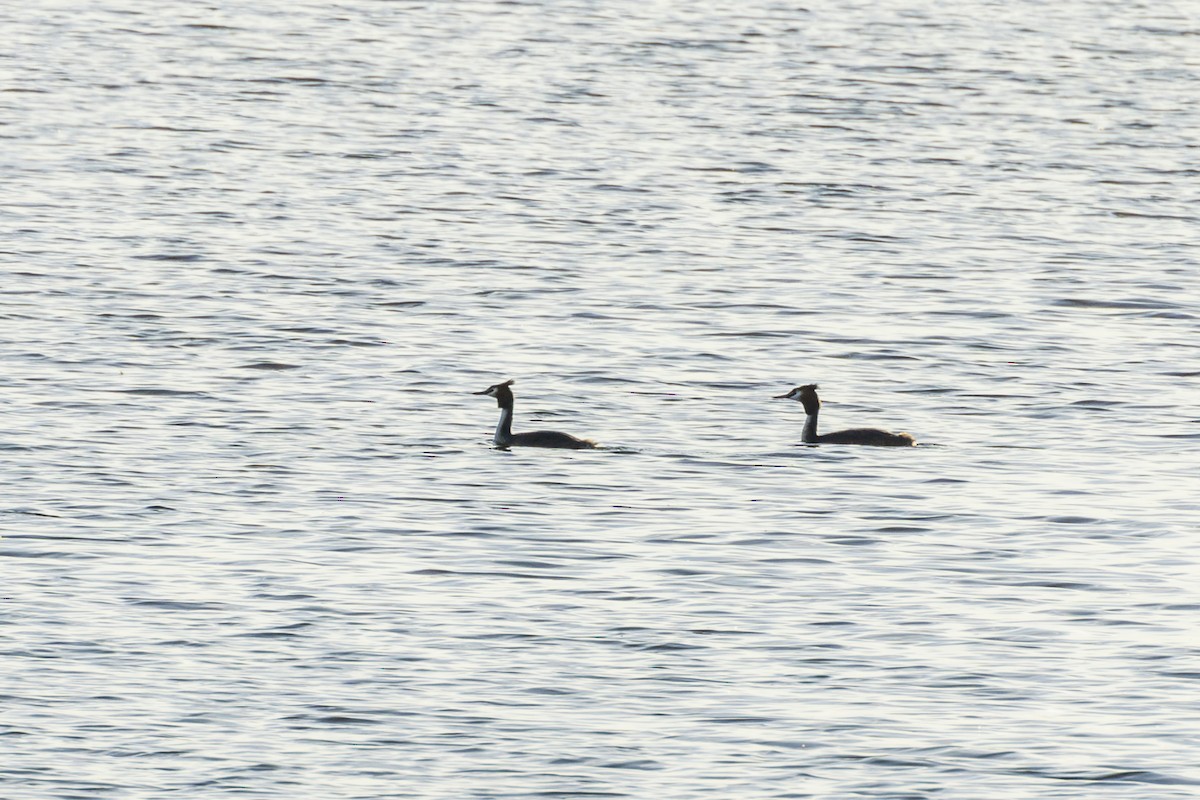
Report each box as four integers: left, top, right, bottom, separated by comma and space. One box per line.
494, 407, 513, 445
802, 411, 819, 443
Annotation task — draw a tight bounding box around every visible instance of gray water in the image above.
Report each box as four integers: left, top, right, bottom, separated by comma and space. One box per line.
4, 1, 1199, 797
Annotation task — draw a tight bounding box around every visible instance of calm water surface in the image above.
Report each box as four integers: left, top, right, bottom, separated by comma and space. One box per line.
3, 1, 1199, 798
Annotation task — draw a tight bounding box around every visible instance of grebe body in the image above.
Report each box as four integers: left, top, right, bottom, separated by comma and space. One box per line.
774, 384, 915, 447
473, 379, 597, 450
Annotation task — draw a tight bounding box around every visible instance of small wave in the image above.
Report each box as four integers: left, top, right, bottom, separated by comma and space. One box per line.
114, 388, 211, 397
1054, 297, 1182, 310
1014, 767, 1200, 786
128, 599, 228, 611
132, 253, 205, 262
239, 362, 301, 370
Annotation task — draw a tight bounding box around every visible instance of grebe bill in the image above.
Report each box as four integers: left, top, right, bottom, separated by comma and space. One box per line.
774, 384, 915, 447
473, 379, 598, 449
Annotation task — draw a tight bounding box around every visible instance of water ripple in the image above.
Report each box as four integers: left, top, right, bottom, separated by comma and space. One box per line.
2, 0, 1198, 798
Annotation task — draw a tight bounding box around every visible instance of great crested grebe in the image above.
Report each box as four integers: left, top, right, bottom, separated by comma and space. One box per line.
774, 384, 915, 447
473, 379, 597, 449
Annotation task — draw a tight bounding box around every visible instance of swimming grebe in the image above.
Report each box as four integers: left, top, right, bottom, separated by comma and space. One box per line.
774, 384, 915, 447
473, 379, 597, 449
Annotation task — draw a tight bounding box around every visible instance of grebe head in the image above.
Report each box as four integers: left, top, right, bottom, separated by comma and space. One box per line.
773, 384, 818, 401
773, 384, 820, 413
473, 379, 514, 406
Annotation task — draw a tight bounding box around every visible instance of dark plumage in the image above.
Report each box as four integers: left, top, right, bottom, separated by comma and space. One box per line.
473, 379, 597, 450
774, 384, 915, 447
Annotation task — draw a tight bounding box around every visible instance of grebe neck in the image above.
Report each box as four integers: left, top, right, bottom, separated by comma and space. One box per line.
802, 408, 819, 444
494, 398, 514, 446
800, 393, 821, 443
